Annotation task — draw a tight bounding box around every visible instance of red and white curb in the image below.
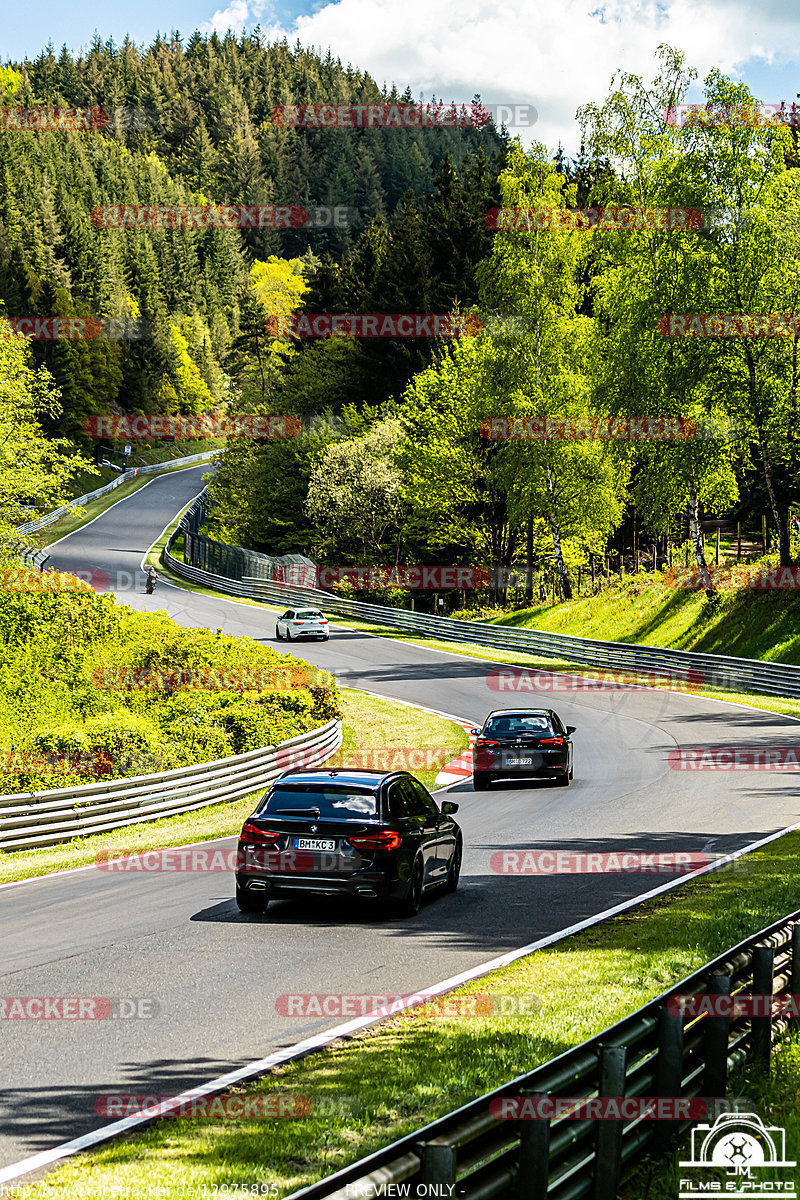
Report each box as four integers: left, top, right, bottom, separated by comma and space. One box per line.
436, 727, 475, 786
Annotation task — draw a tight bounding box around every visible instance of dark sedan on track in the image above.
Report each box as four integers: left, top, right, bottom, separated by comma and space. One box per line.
471, 708, 575, 790
235, 768, 461, 917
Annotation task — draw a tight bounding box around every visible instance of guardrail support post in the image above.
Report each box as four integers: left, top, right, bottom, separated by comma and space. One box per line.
594, 1044, 626, 1200
418, 1137, 456, 1185
752, 945, 774, 1071
517, 1089, 550, 1198
704, 973, 731, 1099
652, 1001, 685, 1154
791, 926, 800, 1026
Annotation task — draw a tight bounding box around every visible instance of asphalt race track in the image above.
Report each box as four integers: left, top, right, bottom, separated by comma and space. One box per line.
2, 464, 799, 1171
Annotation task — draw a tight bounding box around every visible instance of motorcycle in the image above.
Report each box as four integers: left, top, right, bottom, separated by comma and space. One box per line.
145, 573, 157, 594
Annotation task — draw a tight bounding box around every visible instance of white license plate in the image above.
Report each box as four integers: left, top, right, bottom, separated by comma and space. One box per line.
507, 757, 533, 766
295, 837, 336, 851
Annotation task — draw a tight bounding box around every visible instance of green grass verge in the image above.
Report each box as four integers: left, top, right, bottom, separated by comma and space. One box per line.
19, 823, 800, 1198
0, 689, 466, 887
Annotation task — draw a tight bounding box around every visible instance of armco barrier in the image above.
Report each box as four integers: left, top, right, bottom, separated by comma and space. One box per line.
164, 493, 800, 700
0, 718, 341, 851
286, 910, 800, 1199
16, 451, 221, 536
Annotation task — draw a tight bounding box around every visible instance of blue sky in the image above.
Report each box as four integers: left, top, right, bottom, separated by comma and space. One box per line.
4, 0, 800, 155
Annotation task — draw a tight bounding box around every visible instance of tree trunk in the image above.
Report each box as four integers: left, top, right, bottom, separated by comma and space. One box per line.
687, 483, 716, 599
544, 465, 573, 600
524, 515, 533, 605
760, 445, 791, 565
745, 344, 792, 565
549, 517, 573, 600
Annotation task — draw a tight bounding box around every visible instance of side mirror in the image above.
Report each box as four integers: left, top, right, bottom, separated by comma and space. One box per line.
566, 726, 576, 735
441, 800, 459, 815
469, 728, 480, 737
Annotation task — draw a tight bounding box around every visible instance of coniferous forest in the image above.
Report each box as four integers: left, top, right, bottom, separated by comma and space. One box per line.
0, 34, 506, 446
4, 39, 800, 612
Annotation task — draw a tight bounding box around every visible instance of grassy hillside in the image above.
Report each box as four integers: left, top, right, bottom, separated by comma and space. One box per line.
461, 565, 800, 664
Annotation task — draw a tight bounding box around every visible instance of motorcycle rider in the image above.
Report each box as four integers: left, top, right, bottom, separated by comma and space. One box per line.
145, 566, 157, 593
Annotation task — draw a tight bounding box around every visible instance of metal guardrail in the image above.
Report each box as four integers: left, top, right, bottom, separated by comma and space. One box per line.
0, 718, 341, 852
163, 493, 800, 699
179, 492, 316, 585
286, 910, 800, 1199
15, 450, 221, 535
7, 541, 50, 571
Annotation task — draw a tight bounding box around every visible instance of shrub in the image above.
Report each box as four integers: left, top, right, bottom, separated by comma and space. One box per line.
84, 711, 168, 777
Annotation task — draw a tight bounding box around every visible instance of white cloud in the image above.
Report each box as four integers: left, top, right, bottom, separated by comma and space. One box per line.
204, 0, 800, 152
202, 0, 272, 35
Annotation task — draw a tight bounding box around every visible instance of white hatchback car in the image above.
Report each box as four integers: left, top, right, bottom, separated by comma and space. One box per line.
275, 607, 330, 641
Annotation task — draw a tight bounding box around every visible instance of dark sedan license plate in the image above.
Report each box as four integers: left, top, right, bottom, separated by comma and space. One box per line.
294, 837, 336, 851
506, 756, 533, 766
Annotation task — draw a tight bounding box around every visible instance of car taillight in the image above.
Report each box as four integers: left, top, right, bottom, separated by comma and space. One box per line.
239, 821, 280, 845
292, 621, 303, 625
475, 738, 499, 748
347, 830, 403, 852
539, 737, 564, 746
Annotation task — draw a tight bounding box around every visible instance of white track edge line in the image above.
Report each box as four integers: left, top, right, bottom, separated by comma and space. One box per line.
2, 815, 799, 1184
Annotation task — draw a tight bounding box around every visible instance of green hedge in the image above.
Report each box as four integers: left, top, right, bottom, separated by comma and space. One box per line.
0, 569, 340, 793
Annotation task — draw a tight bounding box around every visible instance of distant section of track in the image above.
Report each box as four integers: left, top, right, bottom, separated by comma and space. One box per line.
2, 464, 799, 1171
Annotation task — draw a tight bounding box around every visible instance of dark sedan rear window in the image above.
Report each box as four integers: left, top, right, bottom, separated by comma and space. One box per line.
259, 787, 378, 818
485, 715, 554, 736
